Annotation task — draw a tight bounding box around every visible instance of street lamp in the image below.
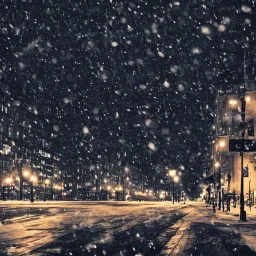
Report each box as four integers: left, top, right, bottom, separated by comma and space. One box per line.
30, 175, 37, 203
107, 185, 111, 200
168, 169, 176, 204
44, 179, 50, 202
168, 170, 179, 204
216, 139, 225, 211
20, 168, 31, 200
23, 169, 30, 178
215, 161, 222, 210
5, 177, 12, 200
173, 176, 179, 203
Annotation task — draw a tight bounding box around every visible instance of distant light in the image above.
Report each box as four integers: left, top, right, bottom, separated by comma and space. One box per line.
219, 141, 225, 147
30, 175, 37, 182
245, 96, 251, 102
215, 162, 220, 168
174, 176, 179, 183
5, 177, 12, 184
44, 179, 50, 185
229, 99, 237, 106
23, 170, 30, 177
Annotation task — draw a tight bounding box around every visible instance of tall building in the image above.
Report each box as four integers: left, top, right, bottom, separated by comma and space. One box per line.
211, 80, 256, 202
0, 94, 63, 200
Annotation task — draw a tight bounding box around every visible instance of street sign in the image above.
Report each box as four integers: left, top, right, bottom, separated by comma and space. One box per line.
229, 139, 256, 152
243, 167, 249, 177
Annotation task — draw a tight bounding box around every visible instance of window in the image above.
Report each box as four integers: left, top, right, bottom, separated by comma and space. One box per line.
231, 109, 240, 136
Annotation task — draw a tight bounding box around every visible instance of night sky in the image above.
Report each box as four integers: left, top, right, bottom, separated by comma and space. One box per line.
1, 0, 255, 197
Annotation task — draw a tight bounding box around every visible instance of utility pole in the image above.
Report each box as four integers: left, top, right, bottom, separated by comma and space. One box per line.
19, 161, 23, 200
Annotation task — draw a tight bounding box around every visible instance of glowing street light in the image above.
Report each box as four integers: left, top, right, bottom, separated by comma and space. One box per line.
229, 99, 238, 106
19, 168, 31, 201
5, 177, 12, 185
23, 169, 30, 178
215, 161, 222, 210
30, 175, 37, 203
245, 95, 251, 102
219, 141, 225, 148
44, 179, 50, 202
168, 170, 179, 204
174, 176, 179, 183
215, 162, 220, 168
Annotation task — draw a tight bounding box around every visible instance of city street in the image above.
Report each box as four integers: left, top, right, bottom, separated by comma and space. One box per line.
0, 201, 256, 256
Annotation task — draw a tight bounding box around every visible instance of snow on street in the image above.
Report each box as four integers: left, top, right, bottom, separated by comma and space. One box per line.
0, 201, 192, 256
0, 201, 256, 256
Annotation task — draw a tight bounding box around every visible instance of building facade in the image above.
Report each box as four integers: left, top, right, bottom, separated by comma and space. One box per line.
212, 80, 256, 203
0, 95, 63, 200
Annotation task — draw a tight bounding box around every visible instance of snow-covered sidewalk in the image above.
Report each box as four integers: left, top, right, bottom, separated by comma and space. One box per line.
174, 203, 256, 255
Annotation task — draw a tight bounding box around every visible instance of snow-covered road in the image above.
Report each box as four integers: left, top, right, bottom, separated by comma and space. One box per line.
0, 201, 194, 256
1, 201, 256, 256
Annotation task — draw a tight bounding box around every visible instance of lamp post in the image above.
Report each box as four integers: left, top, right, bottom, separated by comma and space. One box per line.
119, 186, 122, 201
107, 185, 111, 200
5, 177, 12, 200
168, 169, 180, 204
44, 179, 50, 202
22, 169, 30, 200
212, 188, 216, 213
30, 175, 37, 203
173, 176, 179, 203
216, 139, 225, 211
215, 162, 221, 210
168, 169, 176, 204
240, 84, 247, 221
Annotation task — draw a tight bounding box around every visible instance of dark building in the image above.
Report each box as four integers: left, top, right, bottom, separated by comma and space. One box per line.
0, 94, 63, 200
